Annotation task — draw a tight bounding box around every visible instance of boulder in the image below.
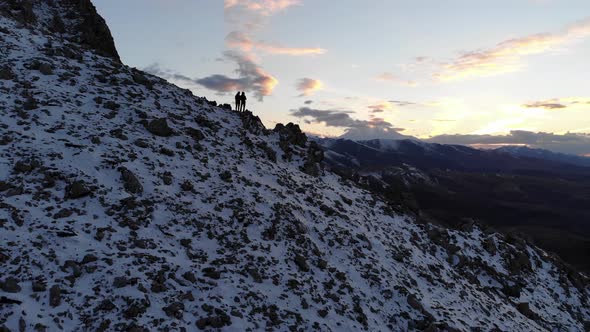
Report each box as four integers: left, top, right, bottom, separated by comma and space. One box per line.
0, 66, 15, 80
65, 180, 91, 199
49, 285, 61, 307
38, 63, 53, 75
146, 118, 173, 137
1, 277, 21, 293
163, 302, 185, 319
119, 167, 143, 194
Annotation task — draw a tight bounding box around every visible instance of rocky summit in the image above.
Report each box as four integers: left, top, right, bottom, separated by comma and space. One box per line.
0, 1, 589, 331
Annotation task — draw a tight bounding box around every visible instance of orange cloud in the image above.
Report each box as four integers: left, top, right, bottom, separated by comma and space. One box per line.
296, 78, 323, 96
368, 102, 393, 113
436, 17, 590, 81
226, 31, 326, 56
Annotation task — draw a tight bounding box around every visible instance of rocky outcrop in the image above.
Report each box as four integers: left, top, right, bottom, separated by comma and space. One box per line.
0, 0, 120, 62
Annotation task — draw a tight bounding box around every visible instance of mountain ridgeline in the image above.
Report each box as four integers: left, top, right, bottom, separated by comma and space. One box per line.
0, 1, 589, 331
319, 138, 590, 273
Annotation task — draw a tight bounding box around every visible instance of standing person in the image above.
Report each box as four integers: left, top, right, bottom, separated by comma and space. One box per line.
240, 91, 247, 112
235, 91, 241, 112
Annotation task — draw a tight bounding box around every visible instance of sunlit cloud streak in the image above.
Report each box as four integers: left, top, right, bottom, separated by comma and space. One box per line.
435, 17, 590, 81
226, 31, 326, 56
296, 78, 323, 96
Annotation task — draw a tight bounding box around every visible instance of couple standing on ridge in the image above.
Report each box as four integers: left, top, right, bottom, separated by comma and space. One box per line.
235, 91, 247, 112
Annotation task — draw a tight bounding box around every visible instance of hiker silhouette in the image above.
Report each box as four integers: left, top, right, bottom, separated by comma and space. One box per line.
240, 91, 247, 112
235, 92, 241, 111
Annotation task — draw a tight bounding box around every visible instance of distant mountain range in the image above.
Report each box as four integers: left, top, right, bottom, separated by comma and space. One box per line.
319, 137, 590, 174
317, 137, 590, 273
495, 145, 590, 168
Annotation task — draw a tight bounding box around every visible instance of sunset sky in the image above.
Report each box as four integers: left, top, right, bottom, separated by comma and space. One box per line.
94, 0, 590, 155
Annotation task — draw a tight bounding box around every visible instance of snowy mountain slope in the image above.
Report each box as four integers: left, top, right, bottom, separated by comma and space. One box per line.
0, 2, 589, 331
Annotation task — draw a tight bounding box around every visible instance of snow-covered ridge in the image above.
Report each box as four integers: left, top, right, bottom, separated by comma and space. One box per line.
0, 2, 589, 331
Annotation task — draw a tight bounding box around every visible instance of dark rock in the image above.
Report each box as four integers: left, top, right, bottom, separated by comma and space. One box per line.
146, 118, 173, 137
0, 296, 22, 305
202, 267, 221, 280
159, 147, 175, 156
75, 0, 121, 61
113, 277, 130, 288
132, 71, 153, 88
80, 254, 98, 265
301, 141, 324, 177
240, 111, 267, 135
119, 167, 143, 194
32, 278, 46, 292
274, 123, 307, 147
103, 100, 120, 110
134, 139, 149, 148
294, 254, 310, 272
23, 96, 38, 110
124, 301, 148, 319
482, 238, 497, 255
97, 299, 116, 311
49, 14, 65, 33
14, 159, 37, 173
182, 272, 197, 283
195, 311, 231, 330
185, 127, 204, 141
181, 180, 194, 192
38, 63, 53, 75
162, 172, 173, 185
516, 302, 538, 320
54, 208, 74, 219
219, 171, 232, 183
49, 285, 61, 307
0, 66, 15, 80
1, 277, 21, 293
65, 180, 91, 199
407, 295, 424, 311
163, 302, 184, 319
508, 251, 532, 274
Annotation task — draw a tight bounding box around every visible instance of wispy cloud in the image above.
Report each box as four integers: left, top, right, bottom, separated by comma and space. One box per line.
376, 72, 418, 87
290, 107, 408, 139
367, 102, 393, 113
523, 100, 567, 110
435, 17, 590, 81
296, 78, 323, 96
144, 63, 196, 85
197, 51, 277, 100
522, 97, 590, 109
224, 0, 300, 17
145, 53, 278, 101
226, 31, 326, 56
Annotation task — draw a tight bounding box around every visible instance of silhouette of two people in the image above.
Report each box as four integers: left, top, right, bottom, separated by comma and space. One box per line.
235, 91, 247, 112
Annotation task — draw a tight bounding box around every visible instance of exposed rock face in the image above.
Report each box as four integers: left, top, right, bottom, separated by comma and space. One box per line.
274, 123, 307, 147
0, 0, 120, 62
